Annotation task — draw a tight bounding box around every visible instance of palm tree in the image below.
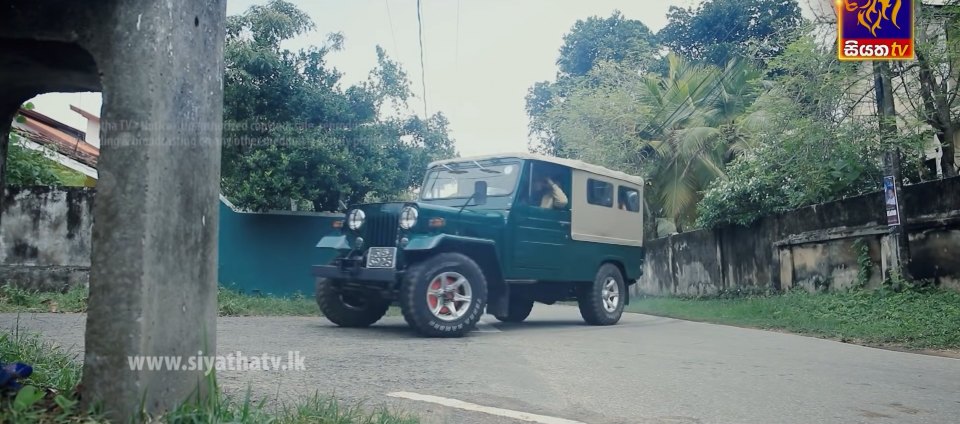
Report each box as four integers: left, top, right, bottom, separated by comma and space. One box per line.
643, 55, 762, 230
547, 54, 762, 232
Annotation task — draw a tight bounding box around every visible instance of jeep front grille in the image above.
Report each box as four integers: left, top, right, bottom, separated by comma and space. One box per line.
365, 212, 399, 247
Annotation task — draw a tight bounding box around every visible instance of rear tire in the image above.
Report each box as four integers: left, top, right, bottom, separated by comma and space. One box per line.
401, 253, 487, 337
316, 278, 390, 328
493, 298, 534, 323
577, 264, 625, 326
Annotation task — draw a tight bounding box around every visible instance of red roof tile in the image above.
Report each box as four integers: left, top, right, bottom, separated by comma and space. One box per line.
12, 108, 99, 169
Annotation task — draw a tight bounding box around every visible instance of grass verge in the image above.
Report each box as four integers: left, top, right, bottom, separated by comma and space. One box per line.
625, 288, 960, 350
0, 332, 418, 423
0, 285, 89, 314
0, 284, 321, 317
0, 284, 402, 318
217, 286, 319, 317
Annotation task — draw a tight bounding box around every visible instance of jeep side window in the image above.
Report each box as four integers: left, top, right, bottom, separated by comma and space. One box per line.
526, 162, 570, 210
617, 186, 640, 212
586, 179, 613, 207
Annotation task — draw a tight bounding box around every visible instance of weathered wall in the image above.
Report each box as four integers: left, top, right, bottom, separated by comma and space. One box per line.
0, 187, 93, 291
720, 220, 778, 291
785, 237, 882, 292
0, 189, 341, 297
636, 237, 672, 295
636, 177, 960, 296
908, 228, 960, 291
671, 230, 723, 296
6, 178, 958, 298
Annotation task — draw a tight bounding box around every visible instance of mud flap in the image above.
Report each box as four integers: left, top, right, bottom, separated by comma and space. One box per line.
486, 282, 510, 317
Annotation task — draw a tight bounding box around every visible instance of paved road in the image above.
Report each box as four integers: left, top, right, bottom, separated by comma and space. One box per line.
1, 306, 958, 424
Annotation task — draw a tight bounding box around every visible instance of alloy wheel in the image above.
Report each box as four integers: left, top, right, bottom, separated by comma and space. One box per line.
601, 277, 620, 312
425, 271, 473, 321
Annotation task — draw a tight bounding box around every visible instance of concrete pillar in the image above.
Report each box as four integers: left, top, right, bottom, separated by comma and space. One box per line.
1, 1, 226, 420
777, 247, 794, 291
880, 233, 901, 281
81, 1, 226, 419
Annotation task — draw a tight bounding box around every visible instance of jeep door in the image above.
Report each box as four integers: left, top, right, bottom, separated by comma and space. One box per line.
508, 161, 572, 280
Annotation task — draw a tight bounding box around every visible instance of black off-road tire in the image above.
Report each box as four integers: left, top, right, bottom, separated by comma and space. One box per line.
493, 298, 534, 323
402, 307, 416, 328
315, 278, 391, 328
400, 253, 488, 337
577, 263, 626, 326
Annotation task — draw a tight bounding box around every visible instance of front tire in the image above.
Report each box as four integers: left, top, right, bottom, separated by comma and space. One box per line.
493, 298, 534, 323
316, 278, 391, 328
577, 264, 625, 325
401, 253, 488, 337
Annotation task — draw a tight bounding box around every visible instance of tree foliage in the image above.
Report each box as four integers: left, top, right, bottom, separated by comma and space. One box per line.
527, 12, 656, 156
556, 11, 656, 77
536, 55, 764, 230
5, 133, 62, 187
526, 6, 935, 234
695, 34, 927, 228
658, 0, 802, 67
221, 0, 455, 212
893, 2, 960, 177
6, 103, 81, 187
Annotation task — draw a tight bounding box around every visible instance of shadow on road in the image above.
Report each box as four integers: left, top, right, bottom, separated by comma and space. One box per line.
306, 318, 595, 339
490, 319, 588, 330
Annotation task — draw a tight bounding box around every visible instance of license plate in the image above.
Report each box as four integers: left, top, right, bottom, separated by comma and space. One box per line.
366, 247, 397, 269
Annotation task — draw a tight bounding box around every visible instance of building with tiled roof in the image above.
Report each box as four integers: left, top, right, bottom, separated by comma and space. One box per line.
11, 106, 99, 183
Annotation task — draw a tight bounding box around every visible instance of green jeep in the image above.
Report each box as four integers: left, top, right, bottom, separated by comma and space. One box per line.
312, 153, 645, 337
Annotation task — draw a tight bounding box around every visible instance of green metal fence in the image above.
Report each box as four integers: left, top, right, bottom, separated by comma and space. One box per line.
218, 197, 342, 297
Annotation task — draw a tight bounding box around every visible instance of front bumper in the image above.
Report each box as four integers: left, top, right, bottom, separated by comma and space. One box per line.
312, 257, 398, 283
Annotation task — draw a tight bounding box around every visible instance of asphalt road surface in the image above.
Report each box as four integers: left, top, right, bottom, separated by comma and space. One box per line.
2, 305, 958, 424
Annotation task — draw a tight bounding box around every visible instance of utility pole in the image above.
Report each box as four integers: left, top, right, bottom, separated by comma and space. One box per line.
872, 60, 911, 279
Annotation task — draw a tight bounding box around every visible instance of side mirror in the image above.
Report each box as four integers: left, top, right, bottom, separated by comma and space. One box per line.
474, 181, 488, 206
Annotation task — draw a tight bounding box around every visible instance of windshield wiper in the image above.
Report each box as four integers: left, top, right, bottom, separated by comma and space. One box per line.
473, 161, 502, 174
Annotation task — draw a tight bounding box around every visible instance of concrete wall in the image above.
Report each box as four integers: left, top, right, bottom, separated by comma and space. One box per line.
6, 178, 959, 298
0, 187, 94, 291
636, 177, 960, 296
0, 188, 342, 296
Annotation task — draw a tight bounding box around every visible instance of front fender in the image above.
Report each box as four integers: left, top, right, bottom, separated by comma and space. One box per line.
403, 233, 495, 251
316, 234, 351, 250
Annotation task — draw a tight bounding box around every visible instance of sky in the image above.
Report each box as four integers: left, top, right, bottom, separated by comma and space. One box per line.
30, 0, 711, 157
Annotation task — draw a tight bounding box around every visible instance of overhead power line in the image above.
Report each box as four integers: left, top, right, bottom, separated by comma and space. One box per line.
455, 0, 461, 72
416, 0, 429, 120
384, 0, 400, 57
453, 0, 461, 124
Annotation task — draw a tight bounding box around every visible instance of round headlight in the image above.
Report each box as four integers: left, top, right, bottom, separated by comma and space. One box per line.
347, 209, 365, 230
399, 206, 418, 230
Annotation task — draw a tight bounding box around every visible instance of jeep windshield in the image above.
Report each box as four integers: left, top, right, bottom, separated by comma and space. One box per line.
420, 161, 521, 200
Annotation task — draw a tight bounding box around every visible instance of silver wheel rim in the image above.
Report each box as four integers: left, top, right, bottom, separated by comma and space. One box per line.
426, 271, 472, 322
601, 277, 620, 313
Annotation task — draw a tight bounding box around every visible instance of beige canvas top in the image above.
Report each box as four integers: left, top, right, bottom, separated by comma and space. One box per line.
429, 152, 645, 186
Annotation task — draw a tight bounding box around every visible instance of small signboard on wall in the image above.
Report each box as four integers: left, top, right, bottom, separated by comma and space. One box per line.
884, 176, 901, 226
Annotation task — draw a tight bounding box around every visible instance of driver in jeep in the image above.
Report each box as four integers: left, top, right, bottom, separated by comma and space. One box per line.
533, 176, 568, 209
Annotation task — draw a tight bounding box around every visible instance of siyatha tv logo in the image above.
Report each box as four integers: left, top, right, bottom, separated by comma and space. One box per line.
837, 0, 915, 61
